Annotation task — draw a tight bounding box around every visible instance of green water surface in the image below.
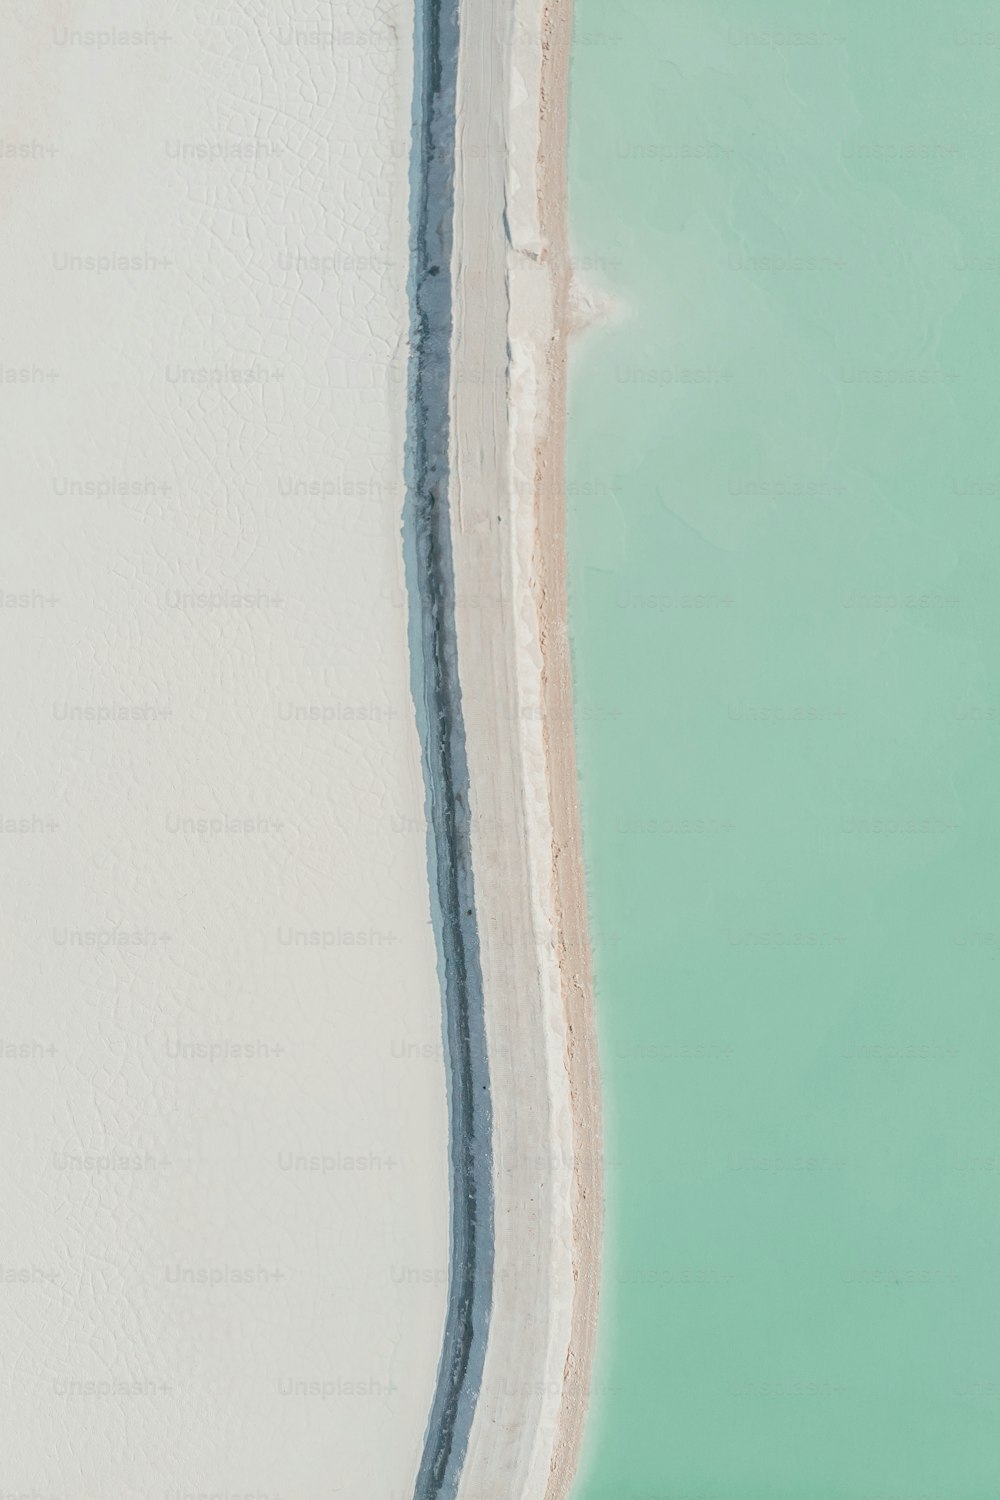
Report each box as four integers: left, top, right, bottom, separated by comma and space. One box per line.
567, 4, 1000, 1495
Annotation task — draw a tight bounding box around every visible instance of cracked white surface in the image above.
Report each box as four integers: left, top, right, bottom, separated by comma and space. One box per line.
0, 4, 446, 1496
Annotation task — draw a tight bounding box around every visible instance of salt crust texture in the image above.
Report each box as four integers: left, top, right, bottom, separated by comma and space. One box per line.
0, 5, 448, 1496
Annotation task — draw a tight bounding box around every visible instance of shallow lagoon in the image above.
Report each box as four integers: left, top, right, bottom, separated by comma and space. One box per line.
568, 4, 1000, 1493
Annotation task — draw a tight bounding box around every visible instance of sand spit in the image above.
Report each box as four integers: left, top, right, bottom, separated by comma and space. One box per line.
441, 0, 604, 1491
534, 3, 605, 1491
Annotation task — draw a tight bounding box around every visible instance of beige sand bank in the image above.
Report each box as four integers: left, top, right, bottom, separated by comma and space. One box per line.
449, 0, 603, 1494
0, 5, 448, 1496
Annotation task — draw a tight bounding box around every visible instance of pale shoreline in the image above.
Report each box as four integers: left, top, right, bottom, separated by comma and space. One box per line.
535, 0, 605, 1490
445, 0, 603, 1490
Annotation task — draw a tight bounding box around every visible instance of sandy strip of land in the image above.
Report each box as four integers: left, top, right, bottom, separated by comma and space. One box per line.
534, 1, 605, 1491
449, 0, 603, 1493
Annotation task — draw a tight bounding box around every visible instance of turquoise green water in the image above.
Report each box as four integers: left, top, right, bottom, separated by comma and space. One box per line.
567, 5, 1000, 1495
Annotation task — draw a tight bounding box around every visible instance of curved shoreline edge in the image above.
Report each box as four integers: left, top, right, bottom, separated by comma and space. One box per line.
535, 0, 605, 1492
405, 0, 603, 1490
449, 0, 603, 1488
403, 0, 495, 1493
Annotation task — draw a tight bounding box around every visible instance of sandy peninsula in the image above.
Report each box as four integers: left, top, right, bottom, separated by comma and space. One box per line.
444, 0, 603, 1491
